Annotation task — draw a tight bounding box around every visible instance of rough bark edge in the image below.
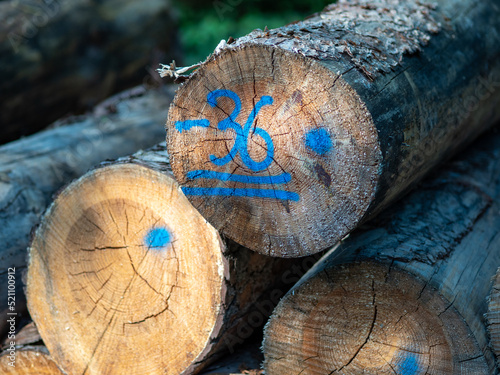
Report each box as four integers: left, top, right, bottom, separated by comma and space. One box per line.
162, 0, 440, 81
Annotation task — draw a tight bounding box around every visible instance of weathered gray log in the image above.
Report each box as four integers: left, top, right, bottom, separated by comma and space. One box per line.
263, 127, 500, 374
0, 0, 180, 144
165, 0, 500, 257
0, 85, 175, 337
487, 268, 500, 369
26, 143, 315, 374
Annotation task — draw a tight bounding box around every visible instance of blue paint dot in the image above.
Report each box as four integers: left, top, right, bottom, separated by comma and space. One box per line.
305, 128, 332, 155
145, 227, 171, 249
395, 352, 420, 375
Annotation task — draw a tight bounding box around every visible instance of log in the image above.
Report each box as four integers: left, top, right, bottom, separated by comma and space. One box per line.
0, 0, 180, 144
0, 348, 63, 375
1, 322, 42, 350
487, 268, 500, 369
0, 319, 57, 374
165, 0, 500, 257
262, 127, 500, 374
0, 85, 174, 336
25, 144, 315, 375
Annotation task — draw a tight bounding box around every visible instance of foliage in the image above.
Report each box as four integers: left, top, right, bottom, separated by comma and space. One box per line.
172, 0, 335, 64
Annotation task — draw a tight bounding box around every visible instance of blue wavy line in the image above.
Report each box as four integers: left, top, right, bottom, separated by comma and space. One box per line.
175, 119, 210, 132
181, 187, 299, 201
186, 170, 291, 184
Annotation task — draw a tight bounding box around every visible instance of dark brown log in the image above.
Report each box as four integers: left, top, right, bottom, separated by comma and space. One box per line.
26, 144, 316, 375
165, 0, 500, 257
0, 86, 175, 337
0, 0, 180, 144
262, 127, 500, 374
487, 268, 500, 370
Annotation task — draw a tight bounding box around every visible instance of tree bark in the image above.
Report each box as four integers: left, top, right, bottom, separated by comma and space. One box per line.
0, 85, 174, 336
0, 348, 63, 374
487, 268, 500, 370
26, 145, 316, 375
0, 0, 180, 144
165, 0, 500, 257
262, 127, 500, 374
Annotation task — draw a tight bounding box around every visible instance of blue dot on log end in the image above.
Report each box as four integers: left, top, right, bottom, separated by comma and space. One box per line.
396, 352, 420, 375
305, 128, 332, 155
145, 227, 171, 249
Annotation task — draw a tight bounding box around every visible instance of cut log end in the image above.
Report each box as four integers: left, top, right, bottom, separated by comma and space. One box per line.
27, 163, 226, 375
263, 262, 487, 374
487, 267, 500, 366
167, 44, 381, 257
0, 350, 63, 374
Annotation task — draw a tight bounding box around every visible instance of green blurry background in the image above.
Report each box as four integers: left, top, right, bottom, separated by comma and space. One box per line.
172, 0, 334, 64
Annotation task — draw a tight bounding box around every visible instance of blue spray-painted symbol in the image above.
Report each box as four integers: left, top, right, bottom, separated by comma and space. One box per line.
395, 352, 421, 375
208, 90, 275, 171
175, 89, 299, 201
144, 227, 171, 249
305, 128, 332, 155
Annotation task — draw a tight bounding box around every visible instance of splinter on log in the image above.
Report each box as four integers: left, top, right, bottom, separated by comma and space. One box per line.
0, 349, 64, 375
262, 128, 500, 374
165, 0, 500, 257
487, 268, 500, 369
26, 144, 301, 375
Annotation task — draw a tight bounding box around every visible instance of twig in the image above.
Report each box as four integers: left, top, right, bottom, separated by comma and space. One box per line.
157, 60, 203, 79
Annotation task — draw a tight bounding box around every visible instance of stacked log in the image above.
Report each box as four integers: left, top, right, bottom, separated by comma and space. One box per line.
0, 349, 63, 375
487, 268, 500, 369
1, 322, 41, 350
0, 0, 180, 144
0, 321, 59, 374
0, 86, 174, 336
25, 145, 310, 375
165, 0, 500, 257
262, 128, 500, 374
